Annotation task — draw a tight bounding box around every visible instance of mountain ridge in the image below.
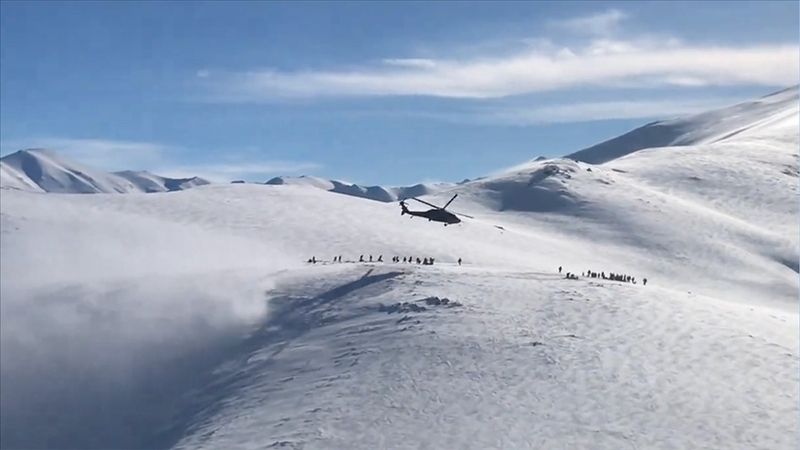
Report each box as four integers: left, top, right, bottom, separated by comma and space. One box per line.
0, 148, 211, 194
565, 85, 799, 164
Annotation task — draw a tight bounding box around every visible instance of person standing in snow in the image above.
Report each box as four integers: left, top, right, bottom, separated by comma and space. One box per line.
643, 278, 648, 286
558, 266, 562, 274
360, 255, 364, 262
458, 258, 462, 266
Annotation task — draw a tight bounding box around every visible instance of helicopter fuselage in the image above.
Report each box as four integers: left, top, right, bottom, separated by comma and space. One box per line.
403, 207, 461, 224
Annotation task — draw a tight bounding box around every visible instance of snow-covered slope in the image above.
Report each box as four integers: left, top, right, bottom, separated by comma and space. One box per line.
173, 264, 797, 450
425, 86, 799, 305
566, 85, 799, 164
1, 182, 797, 449
0, 148, 210, 193
266, 175, 453, 202
0, 161, 45, 192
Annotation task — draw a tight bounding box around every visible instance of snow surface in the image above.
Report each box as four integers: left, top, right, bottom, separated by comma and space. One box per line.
0, 148, 210, 194
1, 88, 798, 449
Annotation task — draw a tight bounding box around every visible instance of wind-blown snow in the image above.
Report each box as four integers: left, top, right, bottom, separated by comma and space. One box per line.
1, 87, 797, 450
265, 175, 453, 202
114, 170, 210, 193
1, 191, 291, 449
0, 148, 210, 194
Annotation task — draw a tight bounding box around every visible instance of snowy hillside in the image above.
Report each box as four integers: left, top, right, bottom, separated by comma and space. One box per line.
0, 161, 44, 192
1, 182, 797, 449
1, 88, 798, 450
0, 148, 210, 193
427, 86, 800, 306
566, 85, 799, 164
266, 175, 454, 202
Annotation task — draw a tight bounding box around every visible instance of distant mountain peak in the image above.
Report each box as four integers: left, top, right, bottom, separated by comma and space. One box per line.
0, 148, 210, 194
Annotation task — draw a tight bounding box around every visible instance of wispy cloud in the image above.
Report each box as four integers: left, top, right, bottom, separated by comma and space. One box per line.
379, 96, 743, 126
476, 97, 742, 125
381, 58, 438, 69
201, 40, 798, 101
550, 9, 628, 37
198, 5, 798, 102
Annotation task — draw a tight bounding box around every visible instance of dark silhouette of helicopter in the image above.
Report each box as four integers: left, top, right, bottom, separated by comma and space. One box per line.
399, 194, 473, 226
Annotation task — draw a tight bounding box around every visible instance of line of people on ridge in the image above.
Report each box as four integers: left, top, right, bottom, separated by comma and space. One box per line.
558, 266, 647, 286
393, 256, 436, 265
308, 255, 464, 266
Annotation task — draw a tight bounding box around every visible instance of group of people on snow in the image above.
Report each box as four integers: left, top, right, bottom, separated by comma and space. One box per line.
558, 266, 647, 286
307, 255, 463, 266
392, 256, 436, 265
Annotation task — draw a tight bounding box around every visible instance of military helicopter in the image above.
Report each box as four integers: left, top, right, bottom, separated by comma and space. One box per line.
399, 194, 473, 226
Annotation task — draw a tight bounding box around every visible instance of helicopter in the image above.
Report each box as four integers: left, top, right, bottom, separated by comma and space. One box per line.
399, 194, 473, 226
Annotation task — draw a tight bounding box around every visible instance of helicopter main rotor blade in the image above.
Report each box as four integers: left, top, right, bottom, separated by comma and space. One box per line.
442, 194, 458, 210
410, 197, 442, 210
452, 211, 475, 219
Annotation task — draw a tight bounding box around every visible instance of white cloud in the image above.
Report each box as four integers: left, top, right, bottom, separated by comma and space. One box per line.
381, 58, 437, 69
550, 9, 629, 36
379, 97, 742, 126
202, 40, 799, 100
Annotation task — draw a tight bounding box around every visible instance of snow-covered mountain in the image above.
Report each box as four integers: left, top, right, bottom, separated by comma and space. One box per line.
566, 85, 799, 164
265, 175, 454, 202
0, 148, 210, 193
1, 88, 798, 450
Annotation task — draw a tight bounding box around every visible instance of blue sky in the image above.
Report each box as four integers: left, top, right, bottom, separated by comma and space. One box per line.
1, 1, 798, 185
